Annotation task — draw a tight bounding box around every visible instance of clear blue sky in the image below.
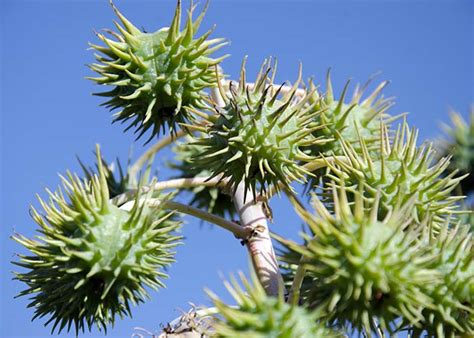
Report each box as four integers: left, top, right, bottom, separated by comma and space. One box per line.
1, 0, 472, 337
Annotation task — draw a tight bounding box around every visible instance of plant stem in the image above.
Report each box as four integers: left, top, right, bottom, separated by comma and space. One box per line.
212, 85, 285, 296
112, 176, 225, 206
233, 181, 284, 296
129, 129, 186, 181
120, 198, 249, 239
288, 258, 306, 306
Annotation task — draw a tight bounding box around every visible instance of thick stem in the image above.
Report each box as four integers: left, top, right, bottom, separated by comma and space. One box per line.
232, 181, 284, 296
211, 85, 285, 296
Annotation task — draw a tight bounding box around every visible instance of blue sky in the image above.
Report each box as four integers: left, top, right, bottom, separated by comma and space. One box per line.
1, 0, 472, 337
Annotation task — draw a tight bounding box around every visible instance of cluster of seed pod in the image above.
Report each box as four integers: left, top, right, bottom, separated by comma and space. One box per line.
12, 0, 472, 337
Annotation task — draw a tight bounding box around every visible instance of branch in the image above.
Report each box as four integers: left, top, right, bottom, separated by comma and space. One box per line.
111, 176, 225, 206
232, 182, 285, 296
120, 198, 249, 239
129, 129, 186, 181
211, 84, 286, 296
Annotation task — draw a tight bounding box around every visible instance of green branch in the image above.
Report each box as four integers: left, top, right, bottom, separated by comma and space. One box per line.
120, 197, 249, 239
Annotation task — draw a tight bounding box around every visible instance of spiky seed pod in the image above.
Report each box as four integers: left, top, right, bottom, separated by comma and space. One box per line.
325, 121, 467, 226
13, 146, 181, 334
410, 221, 474, 337
88, 1, 227, 141
207, 272, 340, 337
437, 108, 474, 195
171, 135, 235, 218
282, 184, 439, 335
191, 59, 327, 196
308, 71, 397, 157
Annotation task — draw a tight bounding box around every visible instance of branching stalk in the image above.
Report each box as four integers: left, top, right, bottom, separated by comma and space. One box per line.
211, 85, 286, 296
112, 176, 225, 206
120, 198, 249, 239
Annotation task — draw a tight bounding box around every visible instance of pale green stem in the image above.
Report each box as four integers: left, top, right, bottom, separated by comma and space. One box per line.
112, 176, 225, 206
120, 198, 249, 239
288, 258, 306, 306
129, 129, 186, 181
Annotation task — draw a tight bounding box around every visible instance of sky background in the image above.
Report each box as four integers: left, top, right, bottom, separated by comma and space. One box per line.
1, 0, 473, 337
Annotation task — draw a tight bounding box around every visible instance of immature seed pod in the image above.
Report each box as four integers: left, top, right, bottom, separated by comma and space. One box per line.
88, 0, 227, 141
281, 184, 438, 335
171, 135, 235, 218
326, 121, 467, 226
411, 221, 474, 337
437, 108, 474, 195
207, 273, 340, 337
191, 58, 327, 196
13, 146, 181, 334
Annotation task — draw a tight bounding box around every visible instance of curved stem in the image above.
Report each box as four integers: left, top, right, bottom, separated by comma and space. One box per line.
120, 198, 249, 239
129, 129, 186, 180
112, 176, 225, 206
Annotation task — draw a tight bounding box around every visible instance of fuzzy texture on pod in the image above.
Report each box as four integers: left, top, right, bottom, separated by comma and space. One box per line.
409, 221, 474, 337
325, 121, 467, 226
190, 59, 327, 196
170, 135, 235, 218
437, 108, 474, 195
88, 1, 227, 141
13, 146, 181, 334
308, 71, 397, 157
280, 184, 439, 336
207, 272, 340, 337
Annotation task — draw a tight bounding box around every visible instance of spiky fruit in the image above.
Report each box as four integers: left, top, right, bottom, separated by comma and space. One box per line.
281, 184, 438, 335
437, 108, 474, 195
325, 121, 466, 226
207, 272, 340, 337
308, 72, 396, 157
13, 146, 181, 334
191, 59, 326, 196
410, 221, 474, 337
88, 1, 227, 141
171, 135, 235, 218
